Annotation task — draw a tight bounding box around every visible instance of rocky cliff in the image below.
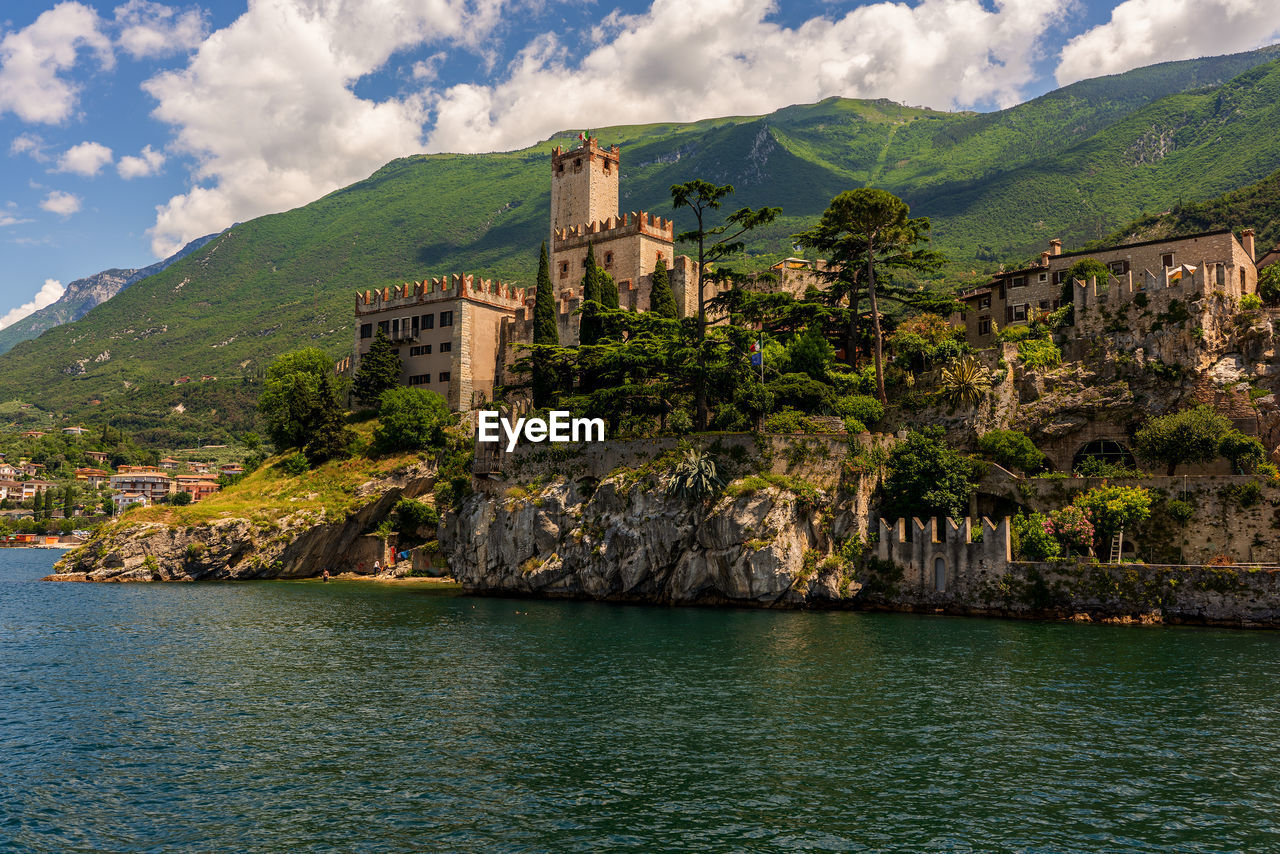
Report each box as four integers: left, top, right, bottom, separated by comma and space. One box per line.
446, 475, 862, 606
49, 461, 433, 582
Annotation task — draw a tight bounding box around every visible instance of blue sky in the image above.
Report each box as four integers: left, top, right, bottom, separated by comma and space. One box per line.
1, 0, 1278, 328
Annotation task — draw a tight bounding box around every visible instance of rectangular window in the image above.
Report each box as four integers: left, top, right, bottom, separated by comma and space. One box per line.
440, 311, 453, 327
421, 313, 434, 329
392, 318, 400, 337
978, 318, 992, 336
1039, 300, 1051, 310
411, 315, 419, 334
1162, 253, 1174, 268
1009, 275, 1026, 288
1216, 264, 1226, 286
978, 296, 991, 310
408, 374, 430, 386
1107, 260, 1128, 276
359, 323, 372, 339
1011, 303, 1028, 322
440, 341, 452, 353
1038, 272, 1048, 283
377, 320, 389, 335
1053, 270, 1066, 285
439, 371, 451, 383
409, 345, 433, 357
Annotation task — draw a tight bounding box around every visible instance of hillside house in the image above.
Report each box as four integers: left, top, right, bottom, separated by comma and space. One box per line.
176, 474, 220, 502
159, 457, 181, 469
85, 451, 108, 464
21, 480, 55, 501
0, 479, 22, 501
110, 469, 175, 503
220, 463, 244, 476
75, 468, 111, 488
20, 462, 44, 478
957, 230, 1261, 347
113, 493, 149, 513
62, 426, 88, 436
19, 431, 45, 439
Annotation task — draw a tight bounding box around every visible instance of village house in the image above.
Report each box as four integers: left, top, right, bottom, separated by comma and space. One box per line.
62, 426, 88, 436
20, 462, 44, 478
19, 431, 45, 439
0, 479, 23, 501
21, 480, 55, 501
956, 230, 1263, 347
75, 468, 111, 489
176, 473, 220, 502
0, 464, 18, 480
220, 463, 245, 476
110, 468, 175, 503
158, 457, 181, 470
84, 451, 108, 465
113, 492, 149, 513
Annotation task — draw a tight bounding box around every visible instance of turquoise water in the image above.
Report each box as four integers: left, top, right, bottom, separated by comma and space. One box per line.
4, 550, 1280, 852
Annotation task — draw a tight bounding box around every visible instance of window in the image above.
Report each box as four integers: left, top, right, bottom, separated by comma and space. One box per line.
573, 158, 581, 172
1108, 260, 1128, 276
408, 374, 430, 386
560, 262, 569, 279
1162, 253, 1174, 268
604, 251, 614, 267
1039, 300, 1051, 310
1216, 264, 1226, 286
1053, 270, 1066, 285
1009, 275, 1026, 288
1038, 272, 1048, 283
411, 315, 419, 334
359, 323, 372, 339
377, 320, 389, 335
1011, 303, 1028, 322
978, 318, 992, 336
440, 311, 453, 326
556, 162, 564, 174
439, 371, 451, 383
420, 313, 433, 329
603, 160, 611, 175
1241, 268, 1246, 290
392, 318, 400, 337
440, 341, 452, 353
409, 345, 432, 357
979, 296, 991, 310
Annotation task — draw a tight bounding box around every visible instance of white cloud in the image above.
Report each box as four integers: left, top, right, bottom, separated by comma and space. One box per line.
10, 133, 50, 161
40, 190, 82, 215
117, 143, 166, 178
0, 2, 114, 124
0, 213, 32, 227
114, 0, 207, 58
0, 279, 65, 329
57, 140, 114, 175
426, 0, 1069, 153
141, 0, 511, 256
1056, 0, 1280, 85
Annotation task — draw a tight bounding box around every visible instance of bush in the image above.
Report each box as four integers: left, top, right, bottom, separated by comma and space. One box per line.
768, 373, 836, 413
279, 452, 309, 476
395, 497, 440, 534
372, 388, 453, 454
784, 327, 834, 381
1135, 406, 1231, 475
1012, 512, 1059, 561
977, 430, 1046, 474
1240, 293, 1263, 311
842, 417, 868, 434
880, 426, 981, 521
1017, 337, 1061, 368
1219, 430, 1266, 474
1260, 265, 1280, 306
1047, 505, 1094, 554
832, 394, 883, 426
1166, 499, 1194, 522
172, 491, 193, 506
1074, 484, 1152, 546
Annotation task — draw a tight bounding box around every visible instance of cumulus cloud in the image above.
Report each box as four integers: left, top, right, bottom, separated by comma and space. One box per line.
10, 133, 51, 161
0, 278, 65, 329
114, 0, 207, 58
117, 143, 165, 178
0, 213, 32, 227
56, 140, 114, 175
0, 2, 113, 124
1056, 0, 1280, 85
426, 0, 1069, 152
40, 190, 82, 215
140, 0, 510, 255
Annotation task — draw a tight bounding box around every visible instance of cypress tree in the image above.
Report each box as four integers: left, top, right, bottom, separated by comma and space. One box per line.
599, 270, 619, 310
533, 242, 558, 345
648, 257, 677, 318
579, 244, 602, 346
353, 327, 402, 408
305, 372, 354, 465
532, 242, 560, 407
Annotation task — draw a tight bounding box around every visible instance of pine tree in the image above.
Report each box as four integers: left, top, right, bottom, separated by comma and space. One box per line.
532, 242, 560, 408
648, 257, 677, 318
62, 484, 77, 519
42, 489, 54, 520
353, 327, 402, 408
579, 244, 603, 346
304, 372, 354, 465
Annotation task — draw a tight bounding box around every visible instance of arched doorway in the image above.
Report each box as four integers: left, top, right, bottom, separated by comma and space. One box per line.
934, 556, 947, 592
1072, 439, 1136, 474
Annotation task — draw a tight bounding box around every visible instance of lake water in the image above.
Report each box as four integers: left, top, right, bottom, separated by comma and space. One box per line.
4, 550, 1280, 852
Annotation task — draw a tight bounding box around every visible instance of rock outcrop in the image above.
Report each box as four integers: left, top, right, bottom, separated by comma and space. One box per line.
446, 476, 859, 606
49, 463, 433, 582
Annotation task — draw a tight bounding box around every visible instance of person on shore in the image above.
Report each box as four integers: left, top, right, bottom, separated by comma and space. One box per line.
373, 560, 381, 576
322, 569, 329, 583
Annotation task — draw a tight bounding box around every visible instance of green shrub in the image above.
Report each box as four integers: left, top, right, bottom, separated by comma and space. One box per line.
1240, 293, 1263, 311
372, 388, 453, 454
1166, 499, 1194, 522
842, 417, 868, 434
1259, 265, 1280, 306
395, 497, 440, 534
1220, 430, 1266, 474
1017, 337, 1061, 368
279, 452, 309, 476
977, 429, 1046, 474
172, 491, 193, 506
1012, 512, 1059, 561
832, 394, 883, 426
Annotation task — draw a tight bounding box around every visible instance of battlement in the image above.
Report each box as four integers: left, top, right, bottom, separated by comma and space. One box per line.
552, 136, 619, 167
877, 516, 1012, 593
552, 211, 675, 248
355, 274, 528, 315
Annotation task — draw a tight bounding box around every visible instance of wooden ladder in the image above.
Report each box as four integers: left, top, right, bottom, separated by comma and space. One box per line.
1109, 530, 1124, 564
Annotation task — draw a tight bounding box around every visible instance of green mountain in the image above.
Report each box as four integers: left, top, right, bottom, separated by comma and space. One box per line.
5, 45, 1280, 437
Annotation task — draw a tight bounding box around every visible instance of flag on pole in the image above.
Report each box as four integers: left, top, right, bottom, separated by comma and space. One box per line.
749, 339, 763, 368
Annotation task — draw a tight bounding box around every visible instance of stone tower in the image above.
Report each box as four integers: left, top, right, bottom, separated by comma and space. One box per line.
550, 137, 620, 245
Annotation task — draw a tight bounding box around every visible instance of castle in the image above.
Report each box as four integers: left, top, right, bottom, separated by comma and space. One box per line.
353, 135, 701, 408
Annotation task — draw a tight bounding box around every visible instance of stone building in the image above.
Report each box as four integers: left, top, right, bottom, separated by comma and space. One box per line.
354, 275, 529, 411
957, 229, 1261, 347
548, 137, 698, 341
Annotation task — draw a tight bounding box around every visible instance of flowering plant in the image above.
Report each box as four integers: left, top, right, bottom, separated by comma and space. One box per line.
1047, 505, 1094, 554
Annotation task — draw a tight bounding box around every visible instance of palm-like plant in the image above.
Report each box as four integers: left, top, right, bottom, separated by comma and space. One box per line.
662, 449, 725, 505
939, 354, 989, 409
